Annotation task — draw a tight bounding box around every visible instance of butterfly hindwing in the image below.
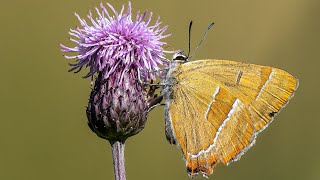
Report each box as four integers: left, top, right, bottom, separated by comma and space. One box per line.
165, 68, 255, 176
164, 59, 298, 177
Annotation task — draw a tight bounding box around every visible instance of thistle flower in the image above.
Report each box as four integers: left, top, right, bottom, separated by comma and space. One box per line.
61, 2, 170, 140
60, 2, 170, 82
61, 2, 170, 180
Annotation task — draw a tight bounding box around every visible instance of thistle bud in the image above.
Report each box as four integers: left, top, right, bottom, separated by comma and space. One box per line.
87, 69, 149, 142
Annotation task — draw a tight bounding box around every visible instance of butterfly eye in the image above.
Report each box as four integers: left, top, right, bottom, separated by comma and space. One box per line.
174, 55, 187, 60
172, 52, 188, 62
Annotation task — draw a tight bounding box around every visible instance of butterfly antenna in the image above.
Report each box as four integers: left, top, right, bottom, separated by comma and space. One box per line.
188, 22, 215, 60
187, 21, 193, 58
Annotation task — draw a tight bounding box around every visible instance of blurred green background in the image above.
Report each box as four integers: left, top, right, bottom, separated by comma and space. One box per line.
0, 0, 318, 179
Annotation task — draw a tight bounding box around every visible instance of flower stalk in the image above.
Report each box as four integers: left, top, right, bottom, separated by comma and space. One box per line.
111, 141, 126, 180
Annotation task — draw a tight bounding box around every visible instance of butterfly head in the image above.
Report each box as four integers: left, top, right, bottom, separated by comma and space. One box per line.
172, 51, 188, 63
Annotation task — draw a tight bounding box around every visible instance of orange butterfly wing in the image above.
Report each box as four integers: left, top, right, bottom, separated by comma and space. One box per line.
164, 60, 298, 177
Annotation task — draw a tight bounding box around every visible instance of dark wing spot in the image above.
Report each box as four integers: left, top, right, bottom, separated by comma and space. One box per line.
269, 111, 277, 118
187, 166, 199, 178
224, 82, 235, 87
236, 71, 243, 85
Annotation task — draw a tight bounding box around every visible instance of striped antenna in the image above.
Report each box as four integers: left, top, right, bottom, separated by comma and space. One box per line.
188, 22, 215, 60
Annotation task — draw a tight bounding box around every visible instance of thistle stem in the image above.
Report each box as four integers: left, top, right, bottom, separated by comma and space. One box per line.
111, 141, 126, 180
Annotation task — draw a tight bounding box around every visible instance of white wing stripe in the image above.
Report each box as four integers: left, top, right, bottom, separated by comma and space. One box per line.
256, 70, 274, 100
204, 86, 220, 120
189, 99, 240, 158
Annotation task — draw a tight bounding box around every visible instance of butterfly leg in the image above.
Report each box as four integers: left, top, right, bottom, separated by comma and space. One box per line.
148, 95, 164, 111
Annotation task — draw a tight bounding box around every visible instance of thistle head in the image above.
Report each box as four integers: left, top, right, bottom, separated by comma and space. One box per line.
61, 2, 170, 141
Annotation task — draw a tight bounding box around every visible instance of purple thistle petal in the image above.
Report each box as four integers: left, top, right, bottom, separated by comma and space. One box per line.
106, 3, 119, 18
61, 2, 172, 81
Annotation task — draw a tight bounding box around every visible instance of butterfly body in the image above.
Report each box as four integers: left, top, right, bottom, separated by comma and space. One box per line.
162, 55, 298, 177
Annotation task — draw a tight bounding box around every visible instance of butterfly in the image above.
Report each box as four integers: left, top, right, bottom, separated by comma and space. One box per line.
161, 51, 298, 178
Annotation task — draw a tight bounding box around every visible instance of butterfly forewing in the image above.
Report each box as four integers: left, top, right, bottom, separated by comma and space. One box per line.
181, 60, 298, 131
